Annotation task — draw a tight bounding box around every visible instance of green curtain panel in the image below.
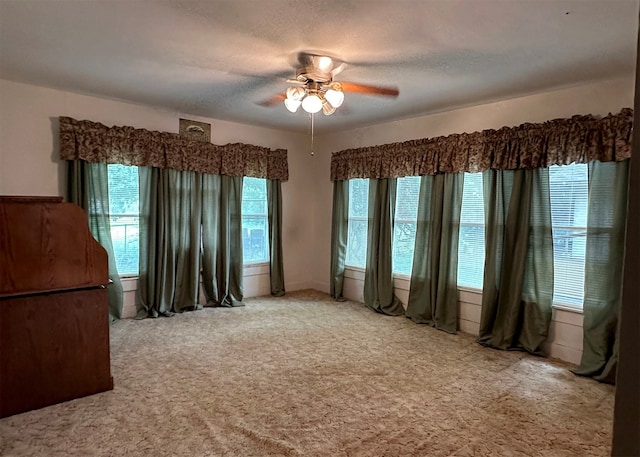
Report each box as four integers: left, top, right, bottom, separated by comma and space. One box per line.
267, 179, 285, 296
574, 160, 630, 383
201, 174, 244, 307
478, 168, 554, 354
406, 173, 463, 333
137, 167, 203, 317
68, 160, 124, 323
364, 178, 405, 315
330, 180, 349, 301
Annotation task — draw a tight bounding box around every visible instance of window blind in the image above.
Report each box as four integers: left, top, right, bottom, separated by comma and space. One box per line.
549, 163, 588, 308
242, 177, 269, 264
392, 176, 420, 276
346, 179, 369, 268
457, 172, 485, 289
107, 164, 140, 276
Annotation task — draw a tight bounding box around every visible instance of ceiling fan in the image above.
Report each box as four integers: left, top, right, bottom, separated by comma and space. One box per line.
258, 51, 400, 116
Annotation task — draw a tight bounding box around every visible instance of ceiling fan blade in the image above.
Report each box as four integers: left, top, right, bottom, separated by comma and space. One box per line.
331, 62, 347, 78
257, 92, 286, 107
338, 82, 399, 97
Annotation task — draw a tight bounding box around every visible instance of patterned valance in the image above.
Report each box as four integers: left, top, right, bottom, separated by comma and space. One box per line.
59, 117, 289, 181
331, 108, 633, 181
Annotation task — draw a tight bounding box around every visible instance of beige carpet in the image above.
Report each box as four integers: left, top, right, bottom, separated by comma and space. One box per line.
0, 290, 614, 456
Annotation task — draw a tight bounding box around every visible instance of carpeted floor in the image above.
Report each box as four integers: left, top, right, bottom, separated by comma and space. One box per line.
0, 290, 614, 456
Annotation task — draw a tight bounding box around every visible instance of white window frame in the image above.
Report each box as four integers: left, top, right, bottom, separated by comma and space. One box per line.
106, 164, 140, 278
457, 172, 485, 291
241, 177, 270, 266
392, 176, 421, 278
345, 179, 370, 269
549, 163, 588, 310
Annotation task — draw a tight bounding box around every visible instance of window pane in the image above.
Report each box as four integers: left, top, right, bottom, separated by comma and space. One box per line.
348, 179, 369, 219
346, 179, 369, 268
550, 163, 588, 307
457, 173, 485, 289
242, 177, 269, 263
393, 176, 420, 275
242, 217, 269, 263
346, 219, 368, 268
107, 164, 140, 276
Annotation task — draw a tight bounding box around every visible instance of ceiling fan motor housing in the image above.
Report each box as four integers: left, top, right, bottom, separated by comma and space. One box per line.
296, 66, 332, 84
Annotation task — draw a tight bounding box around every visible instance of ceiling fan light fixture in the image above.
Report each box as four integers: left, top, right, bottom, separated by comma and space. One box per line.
286, 86, 306, 101
321, 98, 336, 116
301, 94, 322, 113
325, 88, 344, 108
284, 98, 301, 113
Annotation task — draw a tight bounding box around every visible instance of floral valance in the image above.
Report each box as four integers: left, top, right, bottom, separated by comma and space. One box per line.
331, 108, 633, 181
59, 117, 289, 181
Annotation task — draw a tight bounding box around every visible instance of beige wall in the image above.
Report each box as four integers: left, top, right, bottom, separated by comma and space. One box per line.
312, 76, 635, 292
1, 76, 634, 363
0, 79, 317, 315
311, 75, 635, 364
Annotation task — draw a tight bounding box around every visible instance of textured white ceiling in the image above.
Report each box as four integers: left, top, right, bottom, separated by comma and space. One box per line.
1, 0, 637, 133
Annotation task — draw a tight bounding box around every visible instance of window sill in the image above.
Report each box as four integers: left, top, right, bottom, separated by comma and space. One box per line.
457, 285, 483, 295
117, 262, 270, 281
392, 272, 411, 281
552, 303, 583, 314
345, 266, 412, 280
243, 261, 270, 267
342, 270, 585, 314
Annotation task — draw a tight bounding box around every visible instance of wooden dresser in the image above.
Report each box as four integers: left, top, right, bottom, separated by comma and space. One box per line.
0, 196, 114, 418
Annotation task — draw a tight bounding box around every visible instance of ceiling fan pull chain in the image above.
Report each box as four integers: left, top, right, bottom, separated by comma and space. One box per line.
310, 112, 315, 156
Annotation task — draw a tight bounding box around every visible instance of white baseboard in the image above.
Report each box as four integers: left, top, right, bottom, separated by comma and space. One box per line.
545, 342, 583, 366
303, 281, 329, 294
285, 280, 318, 292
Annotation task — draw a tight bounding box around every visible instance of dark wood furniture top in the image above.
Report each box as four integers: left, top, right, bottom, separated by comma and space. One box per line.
0, 195, 108, 297
0, 196, 113, 418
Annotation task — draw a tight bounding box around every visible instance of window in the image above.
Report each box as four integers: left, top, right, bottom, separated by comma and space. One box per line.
457, 172, 485, 289
242, 177, 269, 264
105, 171, 269, 274
392, 176, 420, 276
107, 164, 140, 276
549, 163, 588, 307
345, 179, 369, 268
339, 169, 589, 310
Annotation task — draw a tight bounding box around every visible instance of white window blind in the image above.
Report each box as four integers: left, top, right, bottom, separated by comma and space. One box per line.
457, 172, 485, 289
107, 164, 140, 276
346, 179, 369, 268
392, 176, 420, 276
549, 163, 588, 308
242, 177, 269, 264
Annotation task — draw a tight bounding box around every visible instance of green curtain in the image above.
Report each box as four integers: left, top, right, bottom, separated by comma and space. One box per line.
478, 168, 554, 354
137, 167, 203, 317
267, 179, 285, 296
574, 160, 630, 383
68, 160, 124, 323
363, 178, 405, 315
406, 173, 463, 333
330, 180, 349, 301
201, 174, 244, 307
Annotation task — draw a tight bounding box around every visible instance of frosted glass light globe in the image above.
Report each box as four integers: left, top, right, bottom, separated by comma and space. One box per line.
284, 98, 301, 113
301, 94, 322, 113
325, 89, 344, 108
